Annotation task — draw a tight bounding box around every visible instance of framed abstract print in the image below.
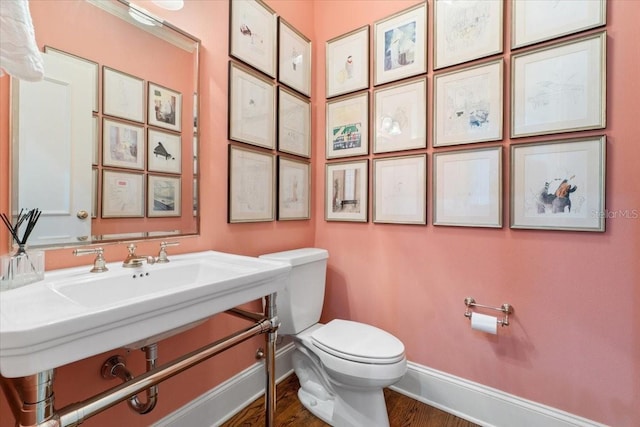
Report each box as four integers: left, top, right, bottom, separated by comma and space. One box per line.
433, 146, 502, 228
278, 18, 311, 97
326, 91, 369, 159
325, 159, 368, 222
326, 25, 369, 98
433, 59, 503, 147
511, 32, 606, 138
434, 0, 503, 69
373, 2, 427, 85
229, 0, 277, 77
510, 136, 606, 232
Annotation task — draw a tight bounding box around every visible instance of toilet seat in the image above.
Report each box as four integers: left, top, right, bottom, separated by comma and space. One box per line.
311, 319, 405, 364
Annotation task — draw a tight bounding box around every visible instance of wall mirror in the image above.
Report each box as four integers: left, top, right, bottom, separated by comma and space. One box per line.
10, 0, 200, 249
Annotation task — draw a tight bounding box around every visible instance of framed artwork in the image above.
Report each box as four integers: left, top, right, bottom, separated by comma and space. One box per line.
92, 168, 98, 219
326, 25, 369, 98
434, 0, 503, 70
278, 86, 311, 158
229, 61, 276, 149
326, 91, 369, 159
512, 0, 606, 49
373, 2, 427, 86
148, 82, 182, 132
373, 154, 426, 225
511, 32, 606, 138
148, 175, 182, 217
103, 66, 144, 123
92, 116, 99, 165
278, 18, 311, 97
102, 118, 145, 170
44, 46, 99, 112
228, 144, 275, 223
229, 0, 277, 78
433, 146, 502, 228
511, 136, 606, 232
434, 59, 503, 147
373, 77, 427, 154
278, 156, 310, 220
325, 159, 368, 222
147, 128, 182, 174
101, 170, 144, 218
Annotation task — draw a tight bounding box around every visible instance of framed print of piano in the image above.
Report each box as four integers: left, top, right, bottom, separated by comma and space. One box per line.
148, 128, 182, 174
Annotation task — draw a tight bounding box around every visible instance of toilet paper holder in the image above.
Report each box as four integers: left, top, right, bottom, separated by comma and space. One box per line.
464, 297, 513, 327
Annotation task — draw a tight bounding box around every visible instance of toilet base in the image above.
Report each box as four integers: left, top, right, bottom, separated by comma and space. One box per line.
298, 387, 334, 425
298, 382, 390, 427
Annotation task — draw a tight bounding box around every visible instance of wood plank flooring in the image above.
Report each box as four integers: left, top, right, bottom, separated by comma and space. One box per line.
221, 374, 480, 427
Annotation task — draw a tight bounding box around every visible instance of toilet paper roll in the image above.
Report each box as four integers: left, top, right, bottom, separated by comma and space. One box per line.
471, 312, 498, 334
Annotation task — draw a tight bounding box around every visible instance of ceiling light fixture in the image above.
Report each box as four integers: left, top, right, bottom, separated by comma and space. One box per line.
151, 0, 184, 11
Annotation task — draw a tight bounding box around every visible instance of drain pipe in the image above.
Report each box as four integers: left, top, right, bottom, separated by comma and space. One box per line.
101, 344, 158, 414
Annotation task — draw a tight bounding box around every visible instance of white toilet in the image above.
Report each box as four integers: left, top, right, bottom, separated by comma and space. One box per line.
260, 248, 407, 427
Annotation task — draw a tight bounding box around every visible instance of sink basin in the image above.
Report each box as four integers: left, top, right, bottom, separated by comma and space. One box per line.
0, 251, 290, 378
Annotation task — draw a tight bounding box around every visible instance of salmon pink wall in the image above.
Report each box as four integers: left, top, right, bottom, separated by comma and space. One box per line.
1, 1, 638, 427
312, 1, 639, 427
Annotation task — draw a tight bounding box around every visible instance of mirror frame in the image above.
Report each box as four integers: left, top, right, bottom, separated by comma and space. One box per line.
9, 0, 201, 250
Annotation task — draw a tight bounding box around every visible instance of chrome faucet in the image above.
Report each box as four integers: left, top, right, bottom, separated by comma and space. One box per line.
73, 247, 108, 273
122, 244, 156, 268
156, 241, 179, 263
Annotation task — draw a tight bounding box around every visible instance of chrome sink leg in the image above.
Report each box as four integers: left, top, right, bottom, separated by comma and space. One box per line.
264, 293, 278, 427
0, 370, 56, 426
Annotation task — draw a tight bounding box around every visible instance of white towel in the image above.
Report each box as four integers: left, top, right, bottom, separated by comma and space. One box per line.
0, 0, 44, 81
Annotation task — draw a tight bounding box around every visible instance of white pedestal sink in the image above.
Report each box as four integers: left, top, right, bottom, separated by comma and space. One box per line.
0, 250, 290, 378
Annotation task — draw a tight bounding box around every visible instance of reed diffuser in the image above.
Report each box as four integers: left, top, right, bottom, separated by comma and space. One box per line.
1, 208, 45, 291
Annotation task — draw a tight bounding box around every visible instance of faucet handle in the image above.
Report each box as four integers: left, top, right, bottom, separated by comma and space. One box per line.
157, 241, 179, 263
73, 247, 108, 273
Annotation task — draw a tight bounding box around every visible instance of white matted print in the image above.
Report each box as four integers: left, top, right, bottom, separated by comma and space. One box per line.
326, 91, 369, 159
433, 146, 502, 228
148, 175, 181, 217
230, 0, 277, 78
279, 18, 311, 97
434, 59, 503, 147
278, 86, 311, 158
148, 129, 181, 174
511, 32, 606, 138
326, 25, 369, 98
373, 77, 427, 154
148, 82, 182, 132
374, 2, 427, 86
510, 136, 606, 232
512, 0, 606, 49
326, 160, 368, 222
102, 118, 144, 170
278, 156, 310, 220
103, 66, 144, 123
373, 154, 426, 225
229, 61, 276, 149
102, 170, 144, 218
434, 0, 503, 70
228, 145, 275, 223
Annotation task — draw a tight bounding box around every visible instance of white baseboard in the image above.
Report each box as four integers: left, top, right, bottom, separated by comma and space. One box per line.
390, 362, 607, 427
154, 347, 605, 427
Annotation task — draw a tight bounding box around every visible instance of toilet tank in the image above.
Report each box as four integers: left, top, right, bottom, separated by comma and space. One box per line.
259, 248, 328, 335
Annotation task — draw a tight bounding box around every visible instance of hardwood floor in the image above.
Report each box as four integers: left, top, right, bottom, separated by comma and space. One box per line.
221, 374, 479, 427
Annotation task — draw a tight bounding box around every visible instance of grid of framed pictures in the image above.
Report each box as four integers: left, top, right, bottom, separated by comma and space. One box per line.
76, 59, 187, 219
227, 1, 313, 222
317, 0, 607, 231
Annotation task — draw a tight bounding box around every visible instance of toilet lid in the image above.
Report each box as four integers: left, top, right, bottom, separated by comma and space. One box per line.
311, 319, 405, 364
